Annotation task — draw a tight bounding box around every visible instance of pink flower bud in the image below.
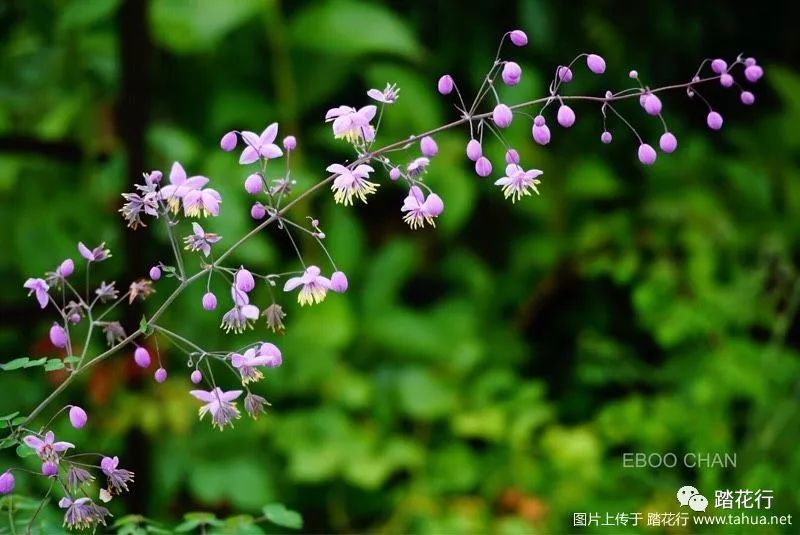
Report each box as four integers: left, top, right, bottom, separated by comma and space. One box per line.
711, 59, 727, 74
154, 368, 167, 383
437, 75, 454, 95
601, 131, 612, 144
659, 132, 678, 153
505, 149, 520, 164
740, 91, 755, 105
509, 30, 528, 46
720, 74, 733, 88
331, 271, 349, 293
251, 202, 266, 220
644, 94, 663, 116
42, 462, 57, 477
707, 111, 723, 130
149, 266, 161, 280
492, 104, 513, 128
557, 105, 576, 127
425, 193, 444, 216
533, 115, 546, 127
220, 131, 237, 152
0, 471, 14, 494
628, 70, 638, 79
744, 65, 763, 83
466, 139, 482, 161
190, 370, 202, 384
202, 292, 217, 311
389, 167, 401, 181
244, 173, 262, 195
475, 157, 492, 177
502, 62, 522, 85
586, 54, 606, 74
283, 135, 296, 151
557, 66, 573, 82
148, 170, 162, 183
235, 267, 255, 292
134, 347, 151, 368
420, 136, 438, 157
69, 314, 81, 324
49, 323, 68, 349
57, 259, 74, 278
532, 124, 551, 145
69, 406, 87, 429
638, 143, 657, 165
744, 57, 757, 67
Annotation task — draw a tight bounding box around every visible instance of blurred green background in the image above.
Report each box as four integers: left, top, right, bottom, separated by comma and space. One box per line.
1, 0, 799, 533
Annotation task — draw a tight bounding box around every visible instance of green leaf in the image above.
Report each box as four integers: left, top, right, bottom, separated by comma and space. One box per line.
58, 0, 120, 31
290, 0, 421, 59
262, 503, 303, 530
139, 316, 148, 334
16, 444, 34, 458
44, 359, 65, 371
63, 356, 80, 365
0, 412, 20, 421
1, 358, 29, 371
23, 357, 48, 368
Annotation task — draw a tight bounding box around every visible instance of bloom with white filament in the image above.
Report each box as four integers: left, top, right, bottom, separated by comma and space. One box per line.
325, 105, 377, 143
189, 387, 243, 430
328, 163, 379, 205
494, 164, 543, 202
283, 266, 331, 306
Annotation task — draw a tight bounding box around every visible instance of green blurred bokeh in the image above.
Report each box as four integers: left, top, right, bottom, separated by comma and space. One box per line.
1, 0, 799, 533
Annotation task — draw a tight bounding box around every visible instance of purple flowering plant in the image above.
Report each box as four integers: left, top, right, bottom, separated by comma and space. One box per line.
0, 27, 764, 530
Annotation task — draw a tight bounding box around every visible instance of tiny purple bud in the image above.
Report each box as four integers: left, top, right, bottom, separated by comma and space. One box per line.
475, 157, 492, 177
190, 370, 203, 384
283, 135, 297, 151
154, 367, 167, 383
601, 131, 613, 144
638, 143, 657, 165
720, 73, 734, 88
557, 65, 573, 82
744, 57, 757, 67
740, 91, 755, 105
420, 136, 438, 157
707, 111, 723, 130
49, 323, 68, 349
69, 406, 87, 429
251, 202, 266, 220
644, 94, 662, 116
389, 167, 401, 181
532, 124, 551, 145
69, 313, 80, 324
502, 62, 522, 85
426, 193, 444, 216
57, 259, 74, 278
466, 139, 482, 161
202, 292, 217, 311
505, 149, 520, 164
711, 58, 728, 75
331, 271, 349, 293
744, 64, 763, 83
628, 70, 639, 79
148, 170, 163, 183
437, 75, 454, 95
244, 173, 263, 195
659, 132, 678, 153
149, 266, 161, 280
220, 131, 237, 152
235, 267, 255, 292
509, 30, 528, 46
586, 54, 606, 74
533, 115, 546, 127
557, 105, 576, 127
42, 462, 57, 477
134, 347, 151, 368
0, 471, 13, 494
492, 104, 513, 128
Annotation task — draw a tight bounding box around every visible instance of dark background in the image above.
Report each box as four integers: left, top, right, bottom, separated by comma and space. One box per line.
1, 0, 799, 532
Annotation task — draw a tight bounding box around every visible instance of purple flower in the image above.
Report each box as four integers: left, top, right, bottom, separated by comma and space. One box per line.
134, 347, 151, 368
159, 162, 209, 213
42, 461, 58, 476
102, 322, 126, 346
154, 367, 167, 383
389, 167, 401, 181
744, 64, 763, 83
149, 266, 161, 280
190, 387, 242, 430
245, 173, 263, 195
494, 164, 543, 202
0, 471, 14, 494
466, 139, 482, 161
23, 431, 74, 463
406, 157, 429, 178
401, 186, 443, 229
557, 65, 573, 82
78, 242, 111, 263
420, 136, 438, 156
59, 497, 110, 530
505, 149, 520, 164
95, 281, 118, 303
325, 105, 377, 143
367, 83, 400, 104
183, 222, 221, 257
231, 347, 271, 384
711, 58, 727, 74
220, 286, 260, 332
66, 465, 94, 490
638, 143, 657, 165
251, 202, 266, 219
437, 75, 454, 95
331, 271, 348, 293
191, 370, 202, 384
492, 104, 513, 128
327, 163, 379, 205
659, 132, 678, 153
740, 91, 755, 105
532, 116, 551, 145
100, 456, 134, 494
643, 94, 662, 116
50, 323, 68, 348
259, 342, 282, 367
586, 53, 606, 74
57, 259, 74, 278
557, 104, 576, 127
707, 111, 723, 130
283, 266, 331, 306
239, 123, 283, 165
220, 131, 238, 151
69, 406, 87, 429
120, 190, 159, 229
283, 135, 297, 151
244, 393, 270, 419
720, 73, 734, 88
235, 267, 256, 293
202, 292, 217, 311
475, 157, 492, 177
183, 188, 221, 217
263, 303, 286, 333
601, 131, 613, 144
509, 29, 528, 46
502, 61, 522, 85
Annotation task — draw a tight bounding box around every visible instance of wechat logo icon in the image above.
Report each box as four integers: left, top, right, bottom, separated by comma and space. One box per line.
677, 485, 709, 512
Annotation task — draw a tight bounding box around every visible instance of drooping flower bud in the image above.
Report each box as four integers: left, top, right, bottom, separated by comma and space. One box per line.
420, 136, 438, 157
644, 94, 662, 116
628, 70, 639, 79
586, 54, 606, 74
437, 75, 454, 95
154, 368, 167, 383
638, 143, 657, 165
557, 66, 573, 82
202, 292, 217, 311
557, 105, 576, 127
475, 157, 492, 177
466, 139, 482, 161
532, 123, 551, 145
740, 91, 755, 105
283, 135, 297, 151
251, 202, 266, 220
426, 193, 444, 216
720, 74, 733, 88
244, 174, 262, 195
42, 462, 58, 477
57, 259, 74, 278
707, 111, 723, 130
744, 65, 763, 83
0, 471, 14, 494
711, 58, 727, 74
69, 406, 87, 429
659, 132, 678, 153
190, 370, 203, 384
49, 323, 68, 349
502, 62, 522, 85
134, 347, 151, 368
331, 271, 349, 293
389, 167, 401, 181
235, 267, 255, 292
492, 104, 513, 128
149, 266, 161, 280
505, 149, 520, 164
259, 342, 283, 367
220, 131, 237, 152
509, 30, 528, 46
601, 131, 613, 144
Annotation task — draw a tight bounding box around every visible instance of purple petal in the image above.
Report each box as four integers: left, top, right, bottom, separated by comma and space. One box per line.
23, 435, 44, 449
52, 441, 75, 452
326, 163, 349, 175
283, 277, 303, 292
260, 144, 283, 159
260, 123, 278, 144
190, 389, 214, 402
78, 242, 93, 261
220, 390, 243, 402
169, 162, 187, 185
241, 131, 260, 149
239, 146, 259, 165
